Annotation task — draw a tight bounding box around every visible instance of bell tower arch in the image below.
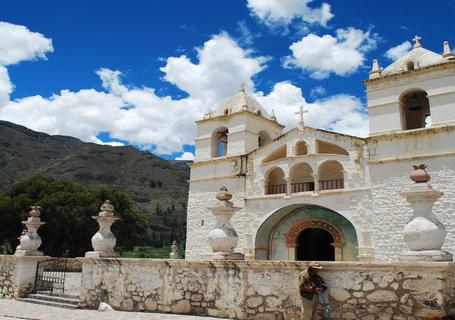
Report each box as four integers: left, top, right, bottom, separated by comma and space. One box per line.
366, 37, 455, 135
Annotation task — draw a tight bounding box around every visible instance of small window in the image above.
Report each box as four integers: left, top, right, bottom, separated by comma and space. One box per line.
224, 109, 229, 115
406, 61, 415, 71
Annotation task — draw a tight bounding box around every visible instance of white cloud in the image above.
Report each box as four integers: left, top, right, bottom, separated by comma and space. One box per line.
385, 41, 412, 61
0, 22, 53, 65
310, 85, 326, 98
255, 81, 368, 137
0, 66, 12, 106
160, 33, 269, 104
0, 27, 270, 155
283, 27, 379, 79
175, 152, 195, 161
247, 0, 333, 31
0, 22, 53, 107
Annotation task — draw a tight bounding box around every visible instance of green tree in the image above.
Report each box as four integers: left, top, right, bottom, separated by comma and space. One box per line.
0, 176, 148, 257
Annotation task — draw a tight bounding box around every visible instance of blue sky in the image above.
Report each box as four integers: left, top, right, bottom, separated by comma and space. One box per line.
0, 1, 454, 159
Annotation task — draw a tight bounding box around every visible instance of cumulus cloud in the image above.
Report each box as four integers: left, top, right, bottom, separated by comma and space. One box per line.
0, 28, 269, 155
255, 81, 368, 137
0, 22, 53, 106
283, 27, 379, 79
0, 22, 53, 65
161, 32, 269, 103
0, 21, 368, 161
175, 152, 195, 161
247, 0, 333, 32
385, 41, 412, 61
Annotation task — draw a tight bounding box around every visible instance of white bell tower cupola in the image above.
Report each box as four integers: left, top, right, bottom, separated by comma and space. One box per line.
194, 84, 284, 161
365, 36, 455, 135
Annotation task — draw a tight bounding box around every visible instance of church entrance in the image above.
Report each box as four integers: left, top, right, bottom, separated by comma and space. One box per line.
296, 227, 335, 261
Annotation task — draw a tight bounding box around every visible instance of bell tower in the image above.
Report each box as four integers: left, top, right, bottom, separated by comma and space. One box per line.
365, 37, 455, 135
194, 84, 284, 161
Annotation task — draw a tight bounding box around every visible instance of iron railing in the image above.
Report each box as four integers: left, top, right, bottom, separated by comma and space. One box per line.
35, 258, 67, 294
265, 184, 287, 195
291, 182, 315, 193
319, 179, 344, 191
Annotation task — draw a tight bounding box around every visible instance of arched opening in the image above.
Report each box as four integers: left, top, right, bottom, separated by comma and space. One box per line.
400, 89, 431, 130
262, 145, 286, 163
316, 140, 349, 156
318, 160, 344, 190
224, 109, 229, 115
295, 141, 307, 156
211, 127, 229, 158
290, 162, 314, 193
296, 228, 335, 261
254, 204, 358, 261
258, 130, 271, 148
265, 167, 286, 195
406, 61, 415, 71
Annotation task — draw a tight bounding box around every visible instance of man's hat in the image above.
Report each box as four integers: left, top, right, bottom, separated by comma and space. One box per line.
308, 261, 323, 269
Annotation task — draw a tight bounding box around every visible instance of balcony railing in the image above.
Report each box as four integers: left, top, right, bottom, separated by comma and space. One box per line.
291, 182, 315, 193
265, 184, 287, 195
266, 179, 344, 195
319, 179, 344, 190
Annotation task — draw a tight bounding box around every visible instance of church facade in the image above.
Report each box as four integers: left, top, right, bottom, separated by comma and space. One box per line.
185, 38, 455, 262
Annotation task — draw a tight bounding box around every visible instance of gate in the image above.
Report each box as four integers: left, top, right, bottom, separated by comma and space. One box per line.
35, 258, 67, 293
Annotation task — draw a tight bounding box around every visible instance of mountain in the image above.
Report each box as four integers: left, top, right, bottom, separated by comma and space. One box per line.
0, 120, 190, 247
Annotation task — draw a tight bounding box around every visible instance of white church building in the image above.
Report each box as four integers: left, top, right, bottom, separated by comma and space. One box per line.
185, 38, 455, 262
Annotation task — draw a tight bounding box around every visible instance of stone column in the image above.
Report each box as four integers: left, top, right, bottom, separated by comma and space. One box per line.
207, 187, 242, 260
15, 206, 45, 257
13, 256, 48, 297
312, 173, 319, 193
399, 164, 453, 261
284, 176, 291, 196
85, 200, 120, 258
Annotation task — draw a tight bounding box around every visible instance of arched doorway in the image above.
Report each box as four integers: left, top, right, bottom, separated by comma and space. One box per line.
296, 228, 335, 261
254, 204, 358, 261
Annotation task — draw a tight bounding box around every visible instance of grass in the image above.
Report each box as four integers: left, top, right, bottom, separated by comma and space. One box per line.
121, 245, 185, 259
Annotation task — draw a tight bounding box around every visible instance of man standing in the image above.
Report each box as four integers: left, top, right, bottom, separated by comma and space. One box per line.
298, 261, 327, 320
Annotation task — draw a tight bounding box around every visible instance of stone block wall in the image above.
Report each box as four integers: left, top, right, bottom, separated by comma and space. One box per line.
0, 256, 15, 298
79, 259, 455, 319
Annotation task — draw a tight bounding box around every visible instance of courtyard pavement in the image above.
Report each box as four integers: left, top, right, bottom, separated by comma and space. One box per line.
0, 300, 228, 320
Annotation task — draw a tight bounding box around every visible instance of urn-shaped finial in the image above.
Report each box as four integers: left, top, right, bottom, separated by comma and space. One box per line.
99, 200, 115, 217
216, 186, 232, 201
29, 206, 41, 218
410, 164, 430, 183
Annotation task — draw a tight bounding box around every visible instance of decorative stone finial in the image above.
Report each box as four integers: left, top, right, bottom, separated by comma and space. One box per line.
216, 186, 232, 201
271, 109, 277, 121
29, 206, 41, 218
208, 187, 242, 260
443, 41, 455, 60
85, 199, 120, 258
170, 240, 179, 259
410, 164, 430, 183
369, 59, 381, 79
99, 200, 115, 217
15, 205, 45, 256
400, 164, 452, 261
412, 35, 422, 48
239, 82, 246, 93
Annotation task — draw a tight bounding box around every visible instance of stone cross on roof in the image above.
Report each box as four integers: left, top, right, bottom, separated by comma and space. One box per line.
295, 106, 308, 129
238, 82, 246, 93
413, 35, 422, 48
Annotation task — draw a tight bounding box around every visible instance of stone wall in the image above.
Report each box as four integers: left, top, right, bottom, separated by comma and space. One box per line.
79, 259, 455, 319
0, 256, 15, 298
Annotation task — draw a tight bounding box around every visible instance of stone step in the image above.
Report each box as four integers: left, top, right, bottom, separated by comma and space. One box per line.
36, 291, 79, 300
27, 293, 79, 305
16, 297, 79, 309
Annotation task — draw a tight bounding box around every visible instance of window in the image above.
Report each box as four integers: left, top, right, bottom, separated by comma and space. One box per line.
211, 127, 229, 157
258, 131, 271, 147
